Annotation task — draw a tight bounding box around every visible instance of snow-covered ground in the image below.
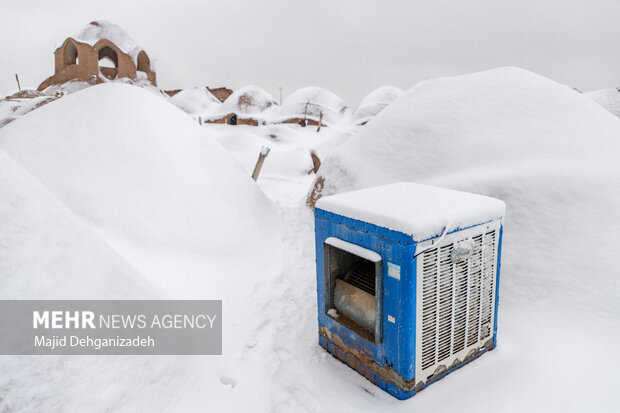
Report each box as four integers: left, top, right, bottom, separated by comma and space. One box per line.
0, 68, 618, 412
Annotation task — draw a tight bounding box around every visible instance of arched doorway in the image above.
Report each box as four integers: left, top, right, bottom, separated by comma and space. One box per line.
137, 51, 150, 74
63, 42, 78, 66
98, 46, 119, 80
229, 114, 238, 125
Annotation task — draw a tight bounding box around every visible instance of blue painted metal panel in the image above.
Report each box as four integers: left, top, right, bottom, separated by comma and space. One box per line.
493, 225, 504, 346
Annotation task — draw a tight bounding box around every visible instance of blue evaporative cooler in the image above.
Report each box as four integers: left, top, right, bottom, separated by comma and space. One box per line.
314, 182, 505, 399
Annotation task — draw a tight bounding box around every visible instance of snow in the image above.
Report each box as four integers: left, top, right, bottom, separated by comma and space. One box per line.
0, 147, 153, 300
0, 83, 288, 411
325, 237, 382, 262
353, 86, 403, 124
168, 86, 221, 118
317, 182, 505, 241
0, 79, 144, 130
0, 83, 281, 262
0, 93, 56, 128
215, 121, 356, 206
586, 87, 620, 118
41, 79, 92, 96
220, 85, 277, 115
72, 20, 146, 61
1, 66, 619, 411
271, 86, 350, 125
310, 67, 620, 410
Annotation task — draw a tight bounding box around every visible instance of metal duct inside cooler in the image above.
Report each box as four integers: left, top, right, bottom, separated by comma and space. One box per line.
324, 237, 382, 342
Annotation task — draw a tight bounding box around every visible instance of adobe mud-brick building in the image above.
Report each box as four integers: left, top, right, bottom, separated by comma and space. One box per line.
38, 21, 156, 91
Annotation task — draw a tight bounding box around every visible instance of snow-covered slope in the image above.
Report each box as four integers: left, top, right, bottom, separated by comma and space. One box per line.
308, 67, 620, 411
0, 83, 281, 265
353, 86, 403, 124
0, 91, 56, 128
586, 87, 620, 118
0, 82, 289, 412
0, 148, 152, 300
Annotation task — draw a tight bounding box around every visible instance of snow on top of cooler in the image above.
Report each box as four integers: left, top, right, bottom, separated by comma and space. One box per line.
316, 182, 505, 241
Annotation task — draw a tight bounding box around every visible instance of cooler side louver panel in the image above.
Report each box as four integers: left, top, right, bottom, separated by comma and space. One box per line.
421, 249, 438, 370
437, 244, 454, 362
452, 258, 469, 353
415, 221, 500, 384
466, 235, 483, 347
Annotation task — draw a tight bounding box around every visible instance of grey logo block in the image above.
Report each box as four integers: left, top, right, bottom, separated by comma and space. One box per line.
0, 300, 222, 355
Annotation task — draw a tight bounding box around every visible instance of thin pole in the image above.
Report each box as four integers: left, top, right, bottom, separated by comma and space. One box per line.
15, 74, 21, 91
317, 111, 324, 132
251, 146, 271, 181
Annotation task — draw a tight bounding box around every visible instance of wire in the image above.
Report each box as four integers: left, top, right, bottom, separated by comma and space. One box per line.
413, 225, 450, 259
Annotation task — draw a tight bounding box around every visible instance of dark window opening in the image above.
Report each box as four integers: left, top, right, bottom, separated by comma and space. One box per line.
64, 42, 78, 66
98, 46, 119, 80
229, 114, 237, 125
324, 239, 382, 343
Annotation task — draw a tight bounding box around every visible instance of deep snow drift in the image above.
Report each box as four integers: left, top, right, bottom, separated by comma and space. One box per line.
0, 83, 281, 267
0, 83, 287, 411
0, 148, 152, 300
308, 67, 620, 411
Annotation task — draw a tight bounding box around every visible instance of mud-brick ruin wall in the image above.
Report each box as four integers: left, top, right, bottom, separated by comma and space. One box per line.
38, 37, 156, 91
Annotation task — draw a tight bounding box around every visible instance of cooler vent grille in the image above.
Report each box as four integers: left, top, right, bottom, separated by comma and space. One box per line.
419, 229, 497, 373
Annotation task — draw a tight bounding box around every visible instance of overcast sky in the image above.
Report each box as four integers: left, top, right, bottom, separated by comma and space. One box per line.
2, 0, 620, 105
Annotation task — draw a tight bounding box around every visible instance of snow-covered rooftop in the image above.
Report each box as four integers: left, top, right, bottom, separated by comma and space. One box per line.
221, 85, 277, 115
72, 20, 144, 59
316, 182, 505, 240
272, 86, 349, 125
168, 87, 221, 117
